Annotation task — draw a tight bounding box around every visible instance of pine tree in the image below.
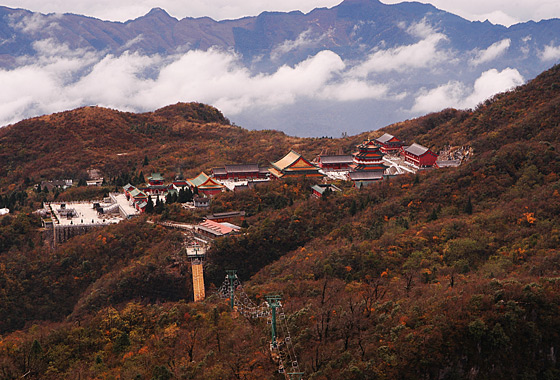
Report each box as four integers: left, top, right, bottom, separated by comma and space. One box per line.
155, 196, 164, 214
464, 196, 473, 215
186, 187, 194, 202
113, 332, 130, 353
166, 192, 173, 204
427, 207, 438, 222
145, 196, 154, 213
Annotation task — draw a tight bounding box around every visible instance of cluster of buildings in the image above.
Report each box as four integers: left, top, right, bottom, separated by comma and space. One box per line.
120, 132, 445, 212
122, 172, 225, 212
315, 133, 438, 172
313, 133, 441, 187
35, 132, 463, 248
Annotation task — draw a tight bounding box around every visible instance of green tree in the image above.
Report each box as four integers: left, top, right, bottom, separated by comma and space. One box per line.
146, 196, 154, 214
464, 196, 473, 215
155, 196, 164, 214
152, 365, 172, 380
113, 331, 131, 353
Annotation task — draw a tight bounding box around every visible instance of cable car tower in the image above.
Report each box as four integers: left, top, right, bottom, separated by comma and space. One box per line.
186, 242, 207, 302
218, 273, 303, 379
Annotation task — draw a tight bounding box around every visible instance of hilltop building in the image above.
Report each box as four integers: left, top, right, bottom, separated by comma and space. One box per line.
348, 171, 385, 187
311, 184, 342, 198
269, 150, 323, 179
314, 154, 353, 171
206, 211, 246, 223
40, 179, 73, 192
402, 143, 438, 168
145, 173, 170, 195
375, 133, 403, 154
350, 139, 388, 172
346, 139, 388, 186
211, 164, 269, 180
187, 172, 225, 196
195, 219, 241, 239
129, 188, 148, 203
148, 173, 164, 186
193, 196, 210, 208
172, 174, 189, 188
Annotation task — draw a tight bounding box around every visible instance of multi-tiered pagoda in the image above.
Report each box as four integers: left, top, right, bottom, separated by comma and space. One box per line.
348, 139, 388, 186
350, 139, 388, 172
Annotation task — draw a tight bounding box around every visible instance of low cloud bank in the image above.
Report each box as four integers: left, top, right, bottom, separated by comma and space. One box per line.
412, 68, 524, 113
0, 20, 529, 130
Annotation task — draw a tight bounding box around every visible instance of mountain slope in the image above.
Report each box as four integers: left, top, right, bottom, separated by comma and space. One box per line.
0, 102, 349, 188
0, 64, 560, 380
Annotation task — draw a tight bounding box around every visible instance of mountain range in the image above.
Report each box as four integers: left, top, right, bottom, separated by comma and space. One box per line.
1, 0, 560, 136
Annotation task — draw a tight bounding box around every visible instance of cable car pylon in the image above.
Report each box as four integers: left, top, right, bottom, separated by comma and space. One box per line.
218, 271, 304, 379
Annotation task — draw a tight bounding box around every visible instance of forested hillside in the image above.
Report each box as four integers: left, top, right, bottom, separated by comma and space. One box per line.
0, 102, 349, 190
0, 66, 559, 379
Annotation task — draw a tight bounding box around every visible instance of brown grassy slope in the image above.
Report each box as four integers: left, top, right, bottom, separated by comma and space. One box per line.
383, 64, 560, 152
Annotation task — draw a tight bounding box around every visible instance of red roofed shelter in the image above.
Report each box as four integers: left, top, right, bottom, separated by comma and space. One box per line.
375, 133, 403, 154
402, 143, 438, 167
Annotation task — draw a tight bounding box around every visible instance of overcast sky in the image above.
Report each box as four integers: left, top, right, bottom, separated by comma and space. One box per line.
2, 0, 560, 26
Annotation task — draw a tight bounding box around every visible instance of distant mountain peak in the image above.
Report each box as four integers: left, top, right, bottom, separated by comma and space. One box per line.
144, 7, 173, 19
341, 0, 382, 4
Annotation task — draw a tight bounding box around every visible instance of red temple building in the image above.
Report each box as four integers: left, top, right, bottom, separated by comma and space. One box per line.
375, 133, 403, 154
211, 164, 269, 180
311, 184, 342, 198
350, 139, 388, 173
269, 150, 323, 179
402, 143, 438, 168
187, 172, 225, 196
172, 174, 189, 188
315, 154, 354, 171
347, 171, 384, 187
148, 173, 164, 186
145, 173, 170, 195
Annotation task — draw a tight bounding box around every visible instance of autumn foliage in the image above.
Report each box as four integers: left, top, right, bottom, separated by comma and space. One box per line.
1, 65, 560, 379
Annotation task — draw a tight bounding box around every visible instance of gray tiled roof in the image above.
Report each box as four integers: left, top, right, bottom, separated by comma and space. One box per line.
404, 143, 430, 156
375, 133, 395, 144
319, 155, 354, 164
348, 171, 384, 181
225, 164, 260, 173
212, 167, 227, 175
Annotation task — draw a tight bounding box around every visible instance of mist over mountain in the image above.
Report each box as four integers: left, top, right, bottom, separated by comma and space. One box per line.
1, 0, 560, 136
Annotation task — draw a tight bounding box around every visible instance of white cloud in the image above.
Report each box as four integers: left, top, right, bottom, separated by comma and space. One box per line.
470, 39, 511, 66
412, 67, 524, 113
405, 18, 438, 39
0, 41, 406, 127
383, 0, 560, 27
540, 44, 560, 61
8, 12, 62, 34
350, 23, 449, 77
270, 29, 327, 61
319, 80, 393, 102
